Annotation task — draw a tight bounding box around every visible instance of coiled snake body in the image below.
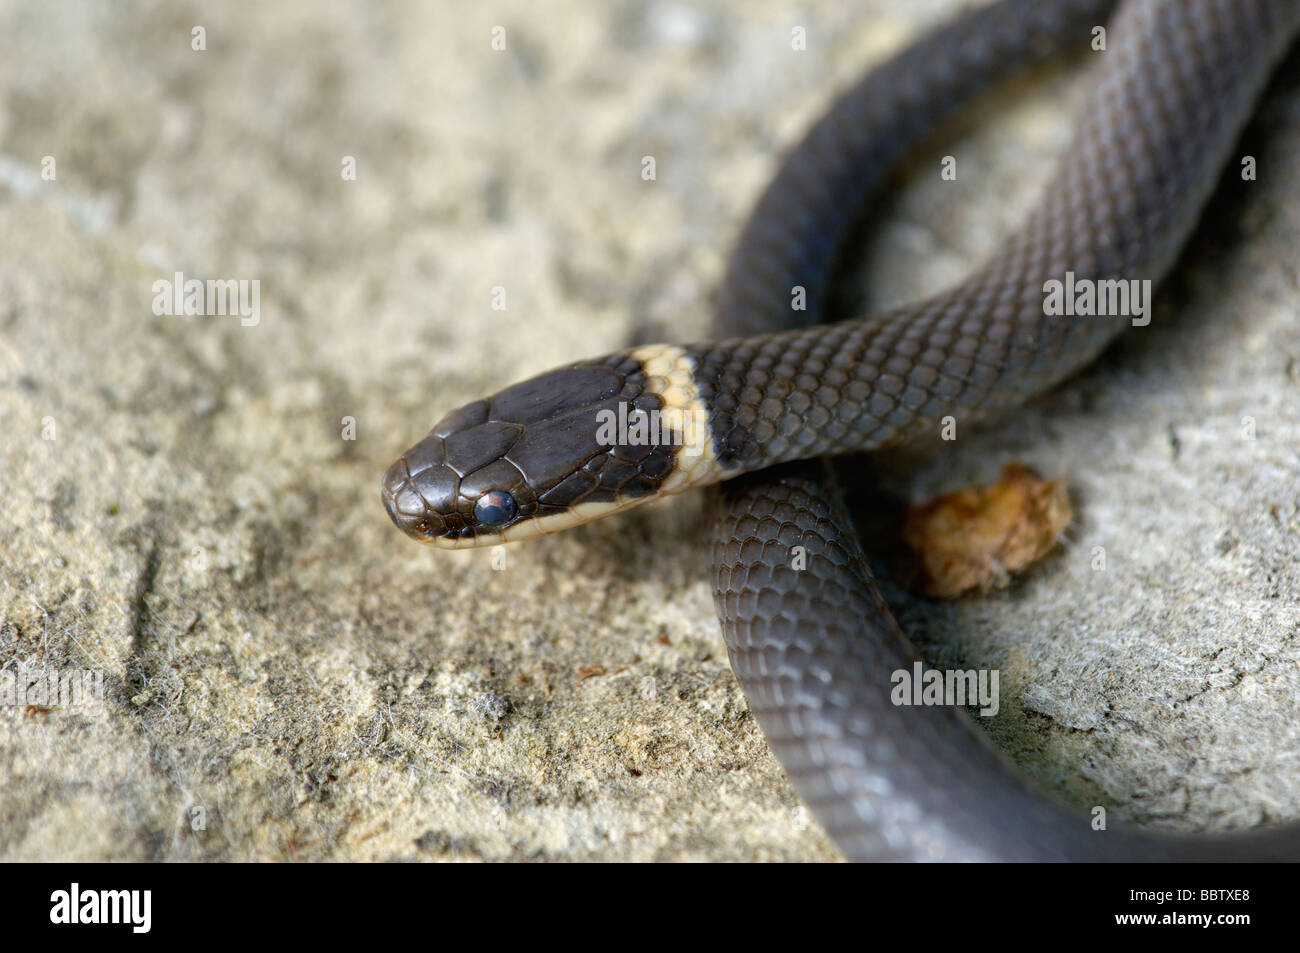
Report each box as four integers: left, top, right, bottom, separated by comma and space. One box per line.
383, 0, 1300, 860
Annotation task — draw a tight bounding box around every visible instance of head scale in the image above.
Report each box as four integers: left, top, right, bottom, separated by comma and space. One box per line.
382, 347, 720, 547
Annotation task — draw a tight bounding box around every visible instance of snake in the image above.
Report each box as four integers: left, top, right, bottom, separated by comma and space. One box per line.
382, 0, 1300, 860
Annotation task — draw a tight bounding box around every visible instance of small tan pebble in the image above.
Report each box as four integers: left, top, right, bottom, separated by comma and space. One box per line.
575, 665, 606, 680
900, 463, 1071, 598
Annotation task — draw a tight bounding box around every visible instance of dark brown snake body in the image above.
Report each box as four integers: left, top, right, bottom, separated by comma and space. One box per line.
383, 0, 1300, 859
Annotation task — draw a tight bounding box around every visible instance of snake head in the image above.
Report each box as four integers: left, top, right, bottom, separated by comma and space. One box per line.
381, 347, 722, 548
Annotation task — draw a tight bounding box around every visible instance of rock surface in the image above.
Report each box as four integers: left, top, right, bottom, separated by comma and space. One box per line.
1, 0, 1297, 861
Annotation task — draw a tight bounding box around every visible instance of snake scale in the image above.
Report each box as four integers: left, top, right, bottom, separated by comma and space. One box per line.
383, 0, 1300, 860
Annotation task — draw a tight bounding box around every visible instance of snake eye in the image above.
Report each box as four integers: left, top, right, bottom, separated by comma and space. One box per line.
473, 490, 518, 526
